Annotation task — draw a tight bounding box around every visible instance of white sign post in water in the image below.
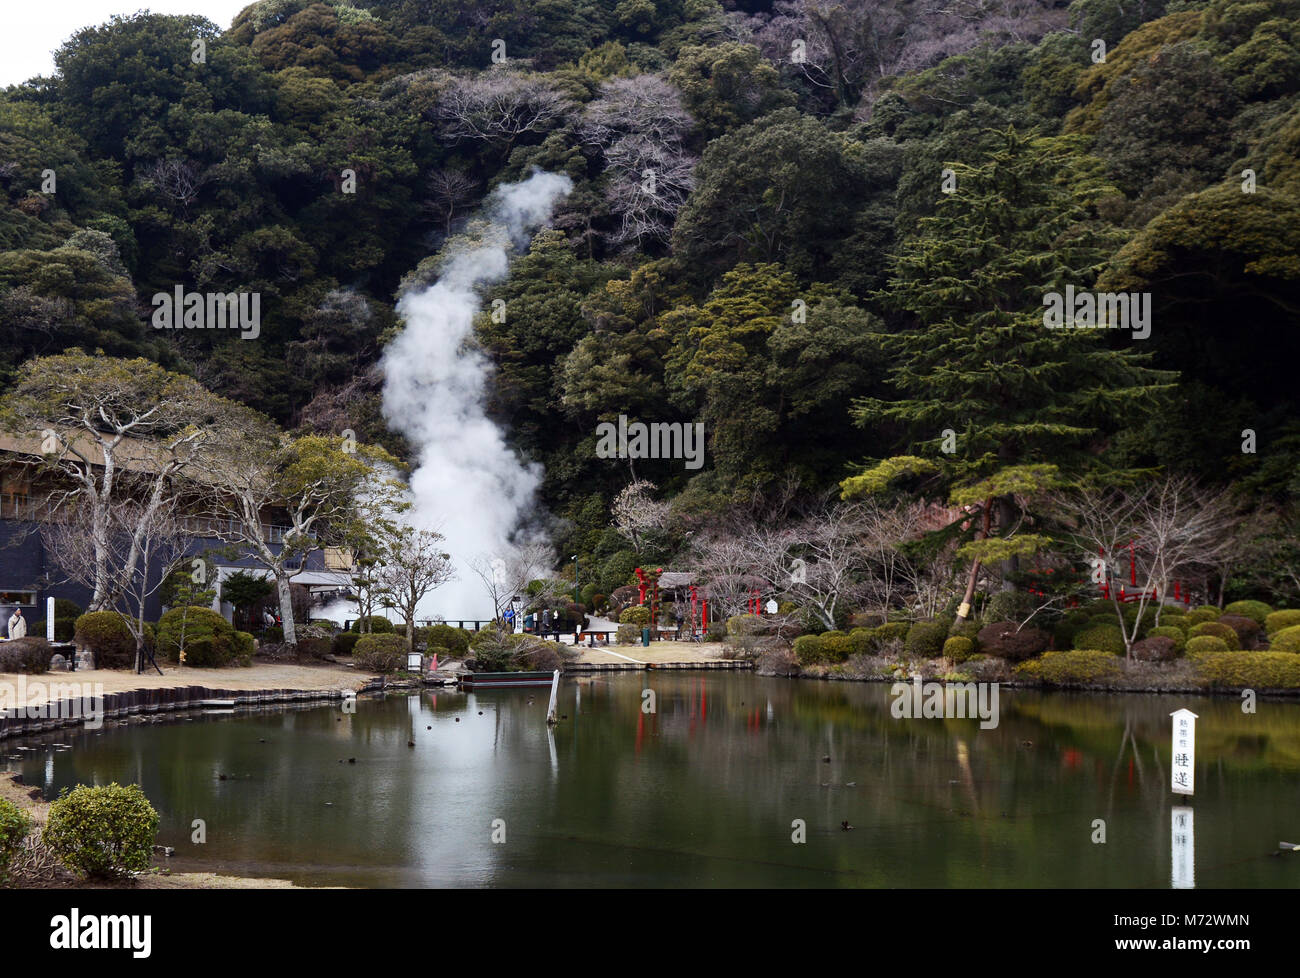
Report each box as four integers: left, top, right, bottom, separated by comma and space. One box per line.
545, 669, 560, 725
1170, 708, 1197, 796
1171, 806, 1195, 889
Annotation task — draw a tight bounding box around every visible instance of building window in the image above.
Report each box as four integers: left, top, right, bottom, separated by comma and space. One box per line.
0, 590, 38, 606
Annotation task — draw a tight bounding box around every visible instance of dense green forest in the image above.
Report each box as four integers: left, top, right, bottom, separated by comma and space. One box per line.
3, 0, 1299, 608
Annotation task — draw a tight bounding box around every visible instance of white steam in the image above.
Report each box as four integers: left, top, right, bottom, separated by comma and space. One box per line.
380, 170, 573, 620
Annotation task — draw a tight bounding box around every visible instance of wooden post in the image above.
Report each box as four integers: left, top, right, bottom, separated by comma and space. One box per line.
545, 669, 560, 725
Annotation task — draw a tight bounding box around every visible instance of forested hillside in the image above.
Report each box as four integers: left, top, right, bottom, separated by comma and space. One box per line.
3, 0, 1299, 606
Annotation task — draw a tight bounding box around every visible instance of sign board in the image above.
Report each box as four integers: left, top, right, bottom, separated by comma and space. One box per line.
1171, 806, 1194, 889
765, 599, 779, 614
1170, 708, 1197, 795
406, 652, 424, 673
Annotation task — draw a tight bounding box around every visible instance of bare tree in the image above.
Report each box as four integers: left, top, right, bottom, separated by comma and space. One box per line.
469, 541, 560, 621
423, 168, 480, 235
1055, 477, 1241, 661
373, 524, 455, 652
433, 71, 573, 148
137, 158, 210, 214
43, 496, 191, 673
688, 528, 765, 620
611, 479, 673, 557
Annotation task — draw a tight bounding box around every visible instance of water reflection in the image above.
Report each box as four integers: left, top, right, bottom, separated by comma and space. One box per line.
3, 676, 1297, 888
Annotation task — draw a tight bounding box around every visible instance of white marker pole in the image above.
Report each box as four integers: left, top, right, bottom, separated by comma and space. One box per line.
46, 596, 55, 642
546, 669, 560, 725
1170, 708, 1198, 796
1171, 806, 1195, 889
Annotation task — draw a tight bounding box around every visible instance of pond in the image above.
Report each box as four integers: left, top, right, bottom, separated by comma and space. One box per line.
4, 674, 1298, 887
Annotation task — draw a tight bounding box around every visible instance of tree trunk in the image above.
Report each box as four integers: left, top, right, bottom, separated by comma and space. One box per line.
276, 574, 297, 645
955, 497, 995, 621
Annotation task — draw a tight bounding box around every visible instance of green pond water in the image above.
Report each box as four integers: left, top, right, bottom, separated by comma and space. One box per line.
4, 674, 1298, 888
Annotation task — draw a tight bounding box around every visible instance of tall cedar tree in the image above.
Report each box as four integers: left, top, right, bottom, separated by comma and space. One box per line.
843, 129, 1176, 618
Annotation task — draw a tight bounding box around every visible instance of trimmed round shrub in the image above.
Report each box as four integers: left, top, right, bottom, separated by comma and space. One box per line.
905, 620, 948, 658
349, 615, 395, 634
1186, 606, 1221, 625
1054, 610, 1092, 648
616, 623, 639, 645
73, 611, 136, 669
706, 622, 726, 642
231, 631, 255, 666
332, 632, 360, 656
727, 614, 765, 637
1131, 635, 1178, 662
0, 637, 52, 674
352, 634, 407, 673
1158, 614, 1189, 633
793, 634, 824, 665
1223, 600, 1272, 624
874, 621, 910, 646
1185, 635, 1230, 654
1146, 626, 1187, 652
156, 607, 239, 667
948, 617, 980, 643
1015, 649, 1122, 686
1216, 614, 1262, 647
1193, 650, 1300, 688
1265, 610, 1300, 635
1269, 625, 1300, 653
420, 623, 471, 655
619, 605, 651, 625
1072, 624, 1126, 656
820, 630, 852, 662
43, 783, 159, 879
943, 636, 975, 663
976, 621, 1050, 662
0, 797, 32, 885
848, 627, 875, 656
1187, 621, 1240, 650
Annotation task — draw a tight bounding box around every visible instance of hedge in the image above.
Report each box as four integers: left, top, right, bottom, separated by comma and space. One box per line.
43, 783, 159, 879
1192, 650, 1300, 689
820, 630, 852, 662
1216, 614, 1262, 647
419, 623, 471, 655
350, 615, 395, 634
1146, 626, 1187, 652
848, 627, 875, 656
1073, 624, 1126, 656
1270, 625, 1300, 653
619, 605, 651, 626
1187, 621, 1240, 650
1265, 610, 1300, 635
976, 621, 1050, 662
905, 620, 948, 658
156, 607, 240, 667
73, 611, 136, 669
874, 621, 910, 646
331, 632, 360, 656
1186, 606, 1222, 625
1223, 600, 1272, 624
1131, 635, 1178, 662
0, 797, 31, 885
1185, 635, 1230, 654
353, 634, 407, 673
943, 636, 975, 663
793, 634, 824, 665
0, 637, 51, 674
1015, 650, 1122, 686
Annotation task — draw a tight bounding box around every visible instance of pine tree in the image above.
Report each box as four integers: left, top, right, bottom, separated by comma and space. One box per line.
842, 128, 1176, 618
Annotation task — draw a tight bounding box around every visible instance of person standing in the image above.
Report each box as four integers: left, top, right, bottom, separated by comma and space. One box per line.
7, 608, 26, 640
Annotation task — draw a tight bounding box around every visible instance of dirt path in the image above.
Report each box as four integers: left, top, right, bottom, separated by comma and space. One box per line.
571, 641, 729, 664
0, 660, 368, 709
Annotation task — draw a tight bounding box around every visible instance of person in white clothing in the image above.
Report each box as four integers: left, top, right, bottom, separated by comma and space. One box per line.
7, 608, 27, 640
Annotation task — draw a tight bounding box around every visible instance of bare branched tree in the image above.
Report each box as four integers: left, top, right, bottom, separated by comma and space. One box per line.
469, 541, 560, 621
434, 72, 573, 148
373, 524, 455, 652
611, 479, 673, 558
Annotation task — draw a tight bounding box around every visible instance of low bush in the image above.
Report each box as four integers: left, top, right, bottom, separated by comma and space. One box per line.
905, 620, 948, 658
1192, 650, 1300, 689
1265, 610, 1300, 635
616, 623, 639, 645
1185, 635, 1230, 654
73, 611, 136, 669
705, 622, 726, 642
1269, 625, 1300, 653
1158, 614, 1189, 633
820, 630, 852, 663
943, 636, 975, 663
1187, 621, 1240, 650
848, 627, 875, 656
350, 616, 395, 634
727, 614, 766, 637
231, 631, 256, 666
0, 636, 52, 674
1223, 600, 1272, 624
1186, 606, 1221, 625
976, 621, 1050, 662
43, 783, 159, 879
1015, 650, 1122, 686
352, 634, 407, 673
984, 590, 1038, 623
619, 605, 651, 626
156, 607, 239, 667
1216, 614, 1262, 647
1073, 623, 1126, 656
1131, 635, 1179, 662
0, 797, 32, 885
331, 632, 360, 656
793, 634, 824, 665
874, 621, 910, 646
948, 617, 981, 644
1146, 626, 1186, 652
263, 626, 283, 642
419, 624, 471, 655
